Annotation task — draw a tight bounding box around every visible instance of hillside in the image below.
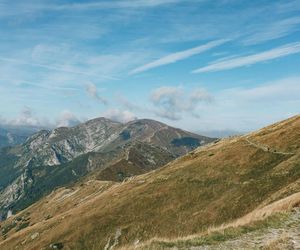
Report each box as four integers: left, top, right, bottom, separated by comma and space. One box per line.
134, 192, 300, 249
0, 115, 299, 249
0, 118, 213, 218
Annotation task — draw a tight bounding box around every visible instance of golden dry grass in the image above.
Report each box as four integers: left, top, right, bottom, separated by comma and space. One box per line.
0, 115, 299, 250
127, 191, 300, 250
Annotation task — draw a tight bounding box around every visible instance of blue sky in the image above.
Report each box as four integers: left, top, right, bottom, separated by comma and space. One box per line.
0, 0, 299, 134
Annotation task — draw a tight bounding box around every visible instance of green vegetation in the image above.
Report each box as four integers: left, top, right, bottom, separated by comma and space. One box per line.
15, 221, 30, 232
1, 221, 17, 237
0, 148, 20, 189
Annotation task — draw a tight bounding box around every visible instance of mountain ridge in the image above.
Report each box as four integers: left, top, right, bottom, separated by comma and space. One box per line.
0, 117, 214, 218
0, 115, 298, 249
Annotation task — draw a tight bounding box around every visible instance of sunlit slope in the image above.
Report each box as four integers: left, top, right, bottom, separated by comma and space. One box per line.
0, 115, 299, 250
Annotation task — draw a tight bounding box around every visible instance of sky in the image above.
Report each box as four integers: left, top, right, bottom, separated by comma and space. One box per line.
0, 0, 299, 134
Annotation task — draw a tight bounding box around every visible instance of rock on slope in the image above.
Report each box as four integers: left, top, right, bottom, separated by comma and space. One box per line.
0, 118, 213, 218
0, 115, 298, 250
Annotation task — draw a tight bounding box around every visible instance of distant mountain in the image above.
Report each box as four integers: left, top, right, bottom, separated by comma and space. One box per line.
0, 115, 298, 249
0, 125, 41, 148
0, 118, 214, 217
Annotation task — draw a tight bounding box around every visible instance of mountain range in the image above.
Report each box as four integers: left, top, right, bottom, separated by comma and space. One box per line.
0, 118, 214, 218
0, 126, 41, 148
0, 115, 298, 249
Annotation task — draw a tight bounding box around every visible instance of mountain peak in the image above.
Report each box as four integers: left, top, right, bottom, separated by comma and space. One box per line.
0, 116, 298, 249
81, 116, 121, 126
0, 118, 214, 217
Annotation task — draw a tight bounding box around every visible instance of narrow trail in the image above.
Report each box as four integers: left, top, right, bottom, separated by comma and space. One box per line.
244, 137, 295, 156
192, 208, 300, 250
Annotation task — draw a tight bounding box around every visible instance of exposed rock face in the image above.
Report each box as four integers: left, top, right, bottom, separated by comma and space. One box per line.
0, 118, 214, 217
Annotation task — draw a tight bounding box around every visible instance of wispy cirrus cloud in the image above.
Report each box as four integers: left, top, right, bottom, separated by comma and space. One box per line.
20, 81, 81, 92
224, 77, 300, 101
0, 56, 118, 80
129, 39, 229, 74
193, 42, 300, 73
53, 0, 196, 11
0, 0, 202, 17
243, 16, 300, 45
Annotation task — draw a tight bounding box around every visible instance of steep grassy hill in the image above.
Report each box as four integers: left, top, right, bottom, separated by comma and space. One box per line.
0, 115, 299, 250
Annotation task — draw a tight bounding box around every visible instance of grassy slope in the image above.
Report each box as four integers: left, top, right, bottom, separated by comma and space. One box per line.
132, 192, 300, 249
0, 115, 299, 250
136, 208, 300, 250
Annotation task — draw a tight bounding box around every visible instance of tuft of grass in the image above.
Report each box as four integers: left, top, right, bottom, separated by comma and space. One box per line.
262, 235, 292, 250
1, 221, 17, 236
15, 221, 30, 232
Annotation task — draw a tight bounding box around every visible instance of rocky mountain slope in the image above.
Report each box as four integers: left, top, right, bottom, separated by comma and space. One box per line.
0, 118, 213, 218
0, 115, 298, 250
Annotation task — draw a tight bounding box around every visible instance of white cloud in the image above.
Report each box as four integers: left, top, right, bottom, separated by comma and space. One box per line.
4, 106, 51, 127
85, 83, 108, 105
222, 77, 300, 101
151, 87, 183, 120
193, 42, 300, 73
275, 0, 300, 13
0, 56, 117, 81
129, 39, 228, 74
116, 94, 145, 112
103, 109, 137, 123
1, 108, 82, 128
189, 77, 300, 132
54, 0, 190, 10
151, 86, 182, 103
9, 106, 40, 126
0, 0, 202, 17
243, 17, 300, 45
21, 81, 81, 92
0, 115, 6, 125
56, 110, 81, 127
190, 88, 214, 104
150, 86, 213, 120
161, 77, 299, 135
